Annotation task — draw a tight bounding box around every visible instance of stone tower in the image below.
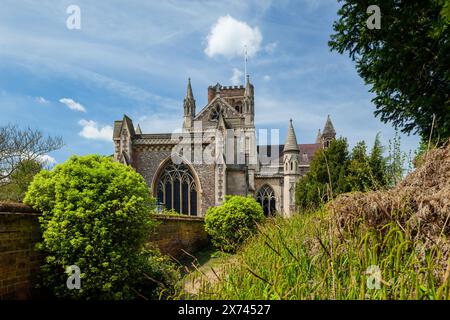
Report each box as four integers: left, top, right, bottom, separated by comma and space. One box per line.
321, 115, 336, 148
183, 78, 196, 130
283, 119, 300, 217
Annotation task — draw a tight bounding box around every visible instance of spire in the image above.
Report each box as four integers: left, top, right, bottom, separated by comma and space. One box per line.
283, 119, 300, 153
186, 77, 194, 99
183, 78, 196, 129
322, 114, 336, 136
136, 124, 142, 135
315, 129, 322, 143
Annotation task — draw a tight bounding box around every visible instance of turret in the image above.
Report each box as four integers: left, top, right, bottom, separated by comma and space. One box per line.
243, 75, 254, 126
183, 78, 196, 129
321, 115, 336, 148
283, 119, 300, 217
283, 119, 300, 174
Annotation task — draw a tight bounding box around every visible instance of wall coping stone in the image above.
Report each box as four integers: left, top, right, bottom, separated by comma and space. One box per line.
0, 202, 40, 214
152, 214, 204, 222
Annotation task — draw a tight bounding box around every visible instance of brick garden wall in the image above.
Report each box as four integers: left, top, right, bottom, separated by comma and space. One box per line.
0, 203, 42, 300
0, 204, 208, 300
149, 215, 209, 258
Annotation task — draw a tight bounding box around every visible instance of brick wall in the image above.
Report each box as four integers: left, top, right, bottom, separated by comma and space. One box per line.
0, 203, 42, 300
0, 204, 208, 299
149, 215, 209, 258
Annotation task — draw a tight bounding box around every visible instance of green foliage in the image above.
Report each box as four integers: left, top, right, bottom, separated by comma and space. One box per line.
369, 133, 388, 188
161, 208, 183, 216
385, 131, 409, 187
296, 135, 398, 210
347, 141, 373, 192
329, 0, 450, 142
296, 138, 351, 209
0, 159, 43, 201
441, 0, 450, 20
193, 210, 450, 300
204, 195, 265, 253
24, 155, 179, 299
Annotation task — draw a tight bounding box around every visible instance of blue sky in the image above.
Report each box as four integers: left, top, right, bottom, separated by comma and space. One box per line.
0, 0, 420, 165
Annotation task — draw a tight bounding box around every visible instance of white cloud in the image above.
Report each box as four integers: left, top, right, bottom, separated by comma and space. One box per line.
138, 114, 182, 134
37, 154, 56, 165
205, 15, 263, 59
59, 98, 86, 113
263, 75, 271, 81
230, 68, 244, 85
78, 119, 113, 141
265, 42, 277, 54
35, 96, 49, 104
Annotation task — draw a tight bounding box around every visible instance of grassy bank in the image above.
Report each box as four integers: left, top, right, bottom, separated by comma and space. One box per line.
191, 209, 450, 300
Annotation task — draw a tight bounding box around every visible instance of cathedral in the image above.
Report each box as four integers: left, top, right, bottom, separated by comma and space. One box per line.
113, 76, 336, 217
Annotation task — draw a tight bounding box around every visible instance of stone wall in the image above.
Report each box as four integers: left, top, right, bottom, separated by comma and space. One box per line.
149, 214, 208, 259
0, 203, 42, 300
226, 169, 247, 196
0, 204, 208, 299
133, 147, 216, 216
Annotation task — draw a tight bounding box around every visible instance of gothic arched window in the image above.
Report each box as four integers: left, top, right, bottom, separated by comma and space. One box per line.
156, 161, 198, 216
256, 185, 276, 216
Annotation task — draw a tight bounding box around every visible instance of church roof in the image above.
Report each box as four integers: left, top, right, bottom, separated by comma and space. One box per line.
283, 119, 300, 153
123, 115, 135, 134
322, 114, 336, 136
257, 143, 322, 166
113, 115, 136, 139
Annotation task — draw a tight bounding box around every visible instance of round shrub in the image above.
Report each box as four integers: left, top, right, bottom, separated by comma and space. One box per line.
204, 195, 265, 253
24, 155, 179, 299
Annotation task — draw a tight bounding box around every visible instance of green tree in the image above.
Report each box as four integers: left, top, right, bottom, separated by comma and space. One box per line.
24, 155, 178, 299
369, 133, 388, 188
296, 138, 350, 210
0, 159, 43, 201
347, 141, 373, 192
329, 1, 450, 142
385, 131, 408, 187
0, 124, 63, 184
205, 195, 265, 253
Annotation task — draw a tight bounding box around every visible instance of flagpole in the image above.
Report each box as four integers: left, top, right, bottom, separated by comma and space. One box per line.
244, 44, 248, 79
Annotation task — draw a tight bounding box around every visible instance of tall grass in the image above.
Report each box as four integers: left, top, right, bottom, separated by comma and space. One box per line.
191, 209, 450, 300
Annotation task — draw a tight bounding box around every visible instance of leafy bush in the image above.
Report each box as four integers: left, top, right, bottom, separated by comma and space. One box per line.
204, 195, 265, 253
24, 155, 179, 299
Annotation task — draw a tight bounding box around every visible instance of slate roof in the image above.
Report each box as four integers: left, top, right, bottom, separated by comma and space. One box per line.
257, 143, 322, 166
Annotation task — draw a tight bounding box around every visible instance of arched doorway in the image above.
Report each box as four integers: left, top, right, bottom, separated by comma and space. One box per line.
155, 160, 199, 216
256, 185, 276, 216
